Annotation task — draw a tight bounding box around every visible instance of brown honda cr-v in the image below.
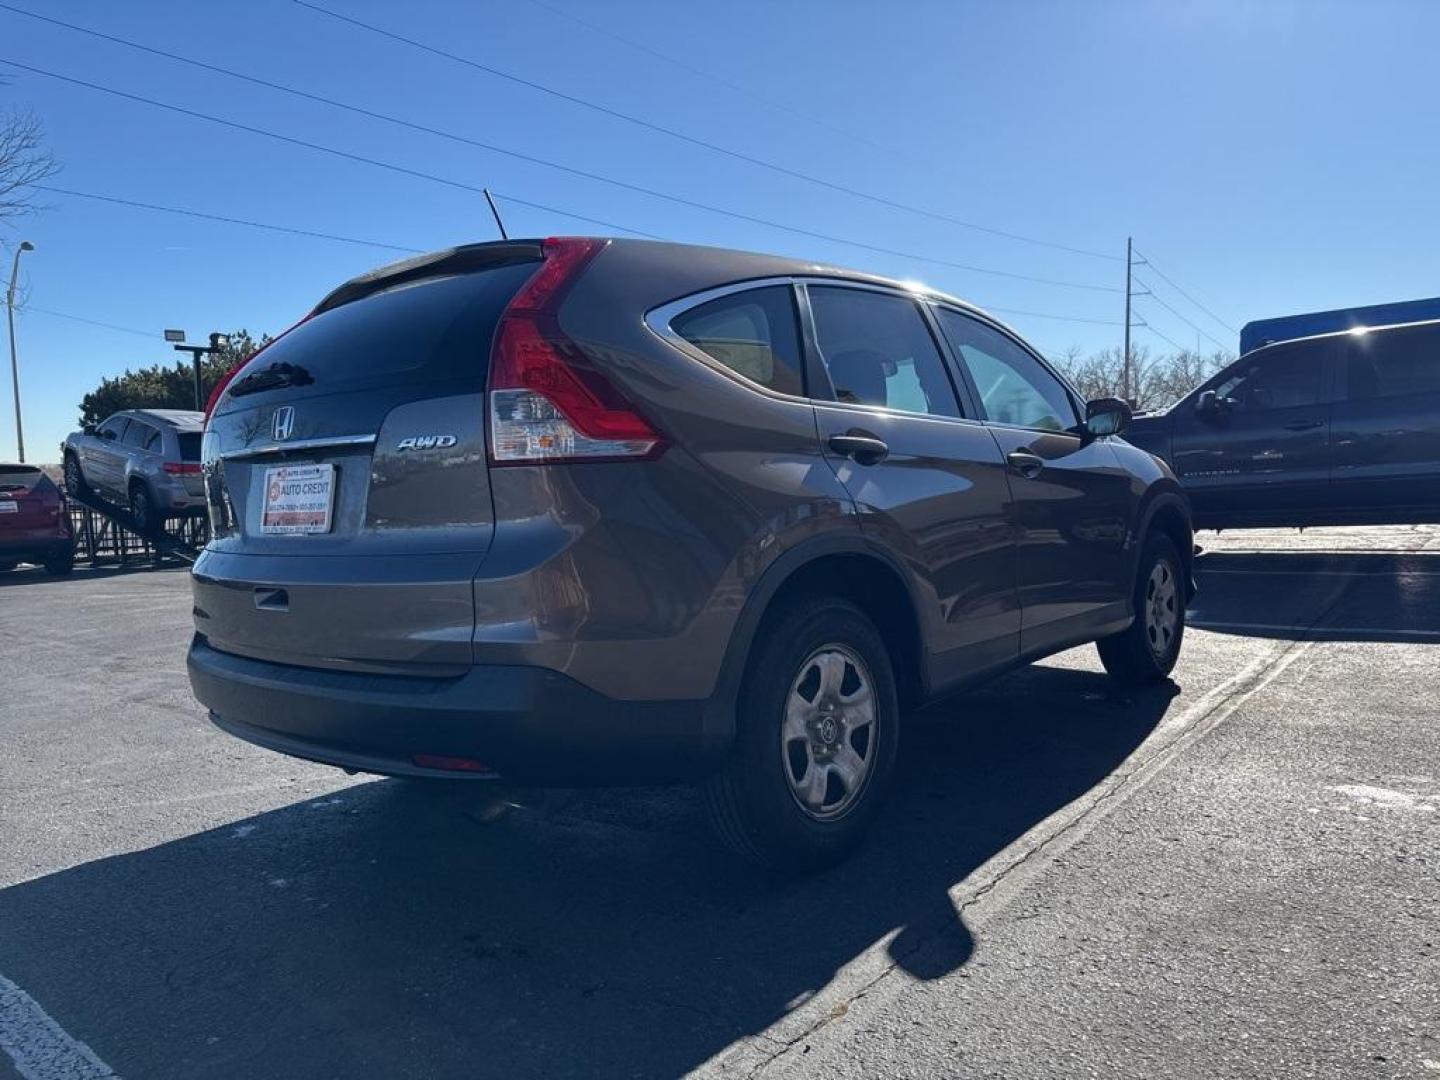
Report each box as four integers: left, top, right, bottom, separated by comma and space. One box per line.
188, 236, 1194, 870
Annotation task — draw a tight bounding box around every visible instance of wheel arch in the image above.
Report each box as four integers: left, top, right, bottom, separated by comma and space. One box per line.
707, 536, 929, 733
1135, 486, 1195, 600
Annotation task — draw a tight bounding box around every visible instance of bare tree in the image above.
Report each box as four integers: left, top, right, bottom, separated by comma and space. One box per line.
0, 105, 58, 232
1052, 344, 1234, 412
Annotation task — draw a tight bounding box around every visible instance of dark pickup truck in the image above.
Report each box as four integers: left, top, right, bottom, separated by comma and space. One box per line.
1124, 317, 1440, 529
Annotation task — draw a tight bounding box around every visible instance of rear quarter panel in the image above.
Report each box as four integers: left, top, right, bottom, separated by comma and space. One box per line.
466, 243, 861, 702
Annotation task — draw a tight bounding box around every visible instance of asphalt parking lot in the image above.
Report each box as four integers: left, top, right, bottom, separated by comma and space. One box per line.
1, 526, 1437, 1080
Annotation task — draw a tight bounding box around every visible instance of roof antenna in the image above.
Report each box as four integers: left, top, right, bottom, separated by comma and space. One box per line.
483, 189, 509, 240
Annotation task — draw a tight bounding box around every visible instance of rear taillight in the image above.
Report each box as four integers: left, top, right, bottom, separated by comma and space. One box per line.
164, 462, 203, 475
487, 237, 663, 465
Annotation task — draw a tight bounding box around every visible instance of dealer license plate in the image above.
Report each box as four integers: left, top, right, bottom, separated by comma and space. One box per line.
260, 464, 334, 535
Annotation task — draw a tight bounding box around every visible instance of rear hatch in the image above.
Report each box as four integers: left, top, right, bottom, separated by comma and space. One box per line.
0, 466, 63, 535
194, 243, 543, 674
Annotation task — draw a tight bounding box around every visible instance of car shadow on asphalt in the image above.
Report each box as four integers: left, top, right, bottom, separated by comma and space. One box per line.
0, 663, 1177, 1080
1191, 550, 1440, 643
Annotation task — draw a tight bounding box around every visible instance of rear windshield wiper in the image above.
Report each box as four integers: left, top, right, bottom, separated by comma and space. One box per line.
227, 361, 315, 399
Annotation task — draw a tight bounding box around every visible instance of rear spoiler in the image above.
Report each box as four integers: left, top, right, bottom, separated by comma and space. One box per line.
310, 240, 546, 316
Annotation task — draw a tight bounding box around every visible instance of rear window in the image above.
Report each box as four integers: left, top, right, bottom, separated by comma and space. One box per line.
1346, 324, 1440, 400
177, 433, 203, 461
220, 260, 539, 408
0, 465, 41, 478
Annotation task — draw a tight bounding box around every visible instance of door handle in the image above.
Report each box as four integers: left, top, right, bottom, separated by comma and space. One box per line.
1283, 419, 1323, 431
827, 432, 889, 465
1006, 449, 1044, 479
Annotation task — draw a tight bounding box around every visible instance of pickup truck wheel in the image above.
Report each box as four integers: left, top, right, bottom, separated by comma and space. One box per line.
1097, 532, 1185, 687
704, 596, 899, 873
64, 454, 89, 497
129, 482, 154, 532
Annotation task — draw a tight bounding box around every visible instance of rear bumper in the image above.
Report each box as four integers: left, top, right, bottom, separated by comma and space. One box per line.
187, 635, 727, 784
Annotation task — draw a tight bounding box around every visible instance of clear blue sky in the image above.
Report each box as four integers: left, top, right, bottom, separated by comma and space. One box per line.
2, 0, 1437, 461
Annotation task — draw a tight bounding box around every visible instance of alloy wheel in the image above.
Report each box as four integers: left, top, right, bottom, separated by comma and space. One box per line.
780, 644, 878, 821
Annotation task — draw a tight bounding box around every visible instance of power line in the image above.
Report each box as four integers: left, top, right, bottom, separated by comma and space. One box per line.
20, 305, 156, 339
518, 0, 922, 167
0, 57, 664, 240
1133, 277, 1228, 351
0, 54, 1117, 292
1134, 317, 1186, 354
987, 306, 1123, 326
35, 185, 422, 253
1130, 246, 1238, 335
290, 0, 1121, 263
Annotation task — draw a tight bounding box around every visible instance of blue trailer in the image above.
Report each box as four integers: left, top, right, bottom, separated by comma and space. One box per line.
1240, 296, 1440, 355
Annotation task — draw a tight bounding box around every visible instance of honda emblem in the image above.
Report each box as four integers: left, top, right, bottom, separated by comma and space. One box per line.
272, 406, 296, 441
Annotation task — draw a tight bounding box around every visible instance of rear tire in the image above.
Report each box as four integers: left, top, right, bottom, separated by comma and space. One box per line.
129, 481, 154, 533
704, 596, 899, 873
43, 547, 75, 577
1097, 531, 1185, 687
64, 453, 88, 497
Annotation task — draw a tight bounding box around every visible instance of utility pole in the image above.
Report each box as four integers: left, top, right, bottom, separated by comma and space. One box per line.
1122, 236, 1133, 405
6, 241, 35, 463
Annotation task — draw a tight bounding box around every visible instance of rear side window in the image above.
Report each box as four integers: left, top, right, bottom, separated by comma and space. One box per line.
671, 286, 804, 396
1212, 344, 1323, 411
1346, 325, 1440, 400
808, 286, 961, 418
176, 433, 203, 461
936, 308, 1077, 431
220, 261, 540, 407
122, 421, 153, 448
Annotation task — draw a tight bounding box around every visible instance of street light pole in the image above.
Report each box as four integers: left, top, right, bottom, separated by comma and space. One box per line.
166, 330, 231, 410
6, 241, 34, 464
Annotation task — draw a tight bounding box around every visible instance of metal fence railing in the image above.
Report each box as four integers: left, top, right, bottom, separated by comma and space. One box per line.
67, 489, 209, 567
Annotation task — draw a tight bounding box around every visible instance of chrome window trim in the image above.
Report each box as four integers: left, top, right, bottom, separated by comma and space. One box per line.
218, 433, 378, 461
644, 277, 814, 404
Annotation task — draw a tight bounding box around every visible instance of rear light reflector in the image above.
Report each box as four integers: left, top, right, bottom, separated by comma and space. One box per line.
412, 754, 498, 776
487, 237, 663, 466
163, 462, 203, 475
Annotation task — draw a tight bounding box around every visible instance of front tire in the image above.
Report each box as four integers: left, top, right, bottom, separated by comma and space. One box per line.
1097, 532, 1185, 687
704, 597, 899, 873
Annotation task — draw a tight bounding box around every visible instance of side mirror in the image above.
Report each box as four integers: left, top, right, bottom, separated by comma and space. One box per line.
1085, 396, 1131, 437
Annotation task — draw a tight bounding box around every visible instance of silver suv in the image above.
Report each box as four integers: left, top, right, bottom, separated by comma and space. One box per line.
63, 409, 207, 529
188, 238, 1193, 870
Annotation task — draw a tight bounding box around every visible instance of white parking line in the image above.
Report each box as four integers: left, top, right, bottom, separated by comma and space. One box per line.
0, 974, 118, 1080
1189, 620, 1440, 638
1198, 568, 1440, 577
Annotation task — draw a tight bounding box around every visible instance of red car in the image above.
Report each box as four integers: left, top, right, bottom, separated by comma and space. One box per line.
0, 464, 75, 576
